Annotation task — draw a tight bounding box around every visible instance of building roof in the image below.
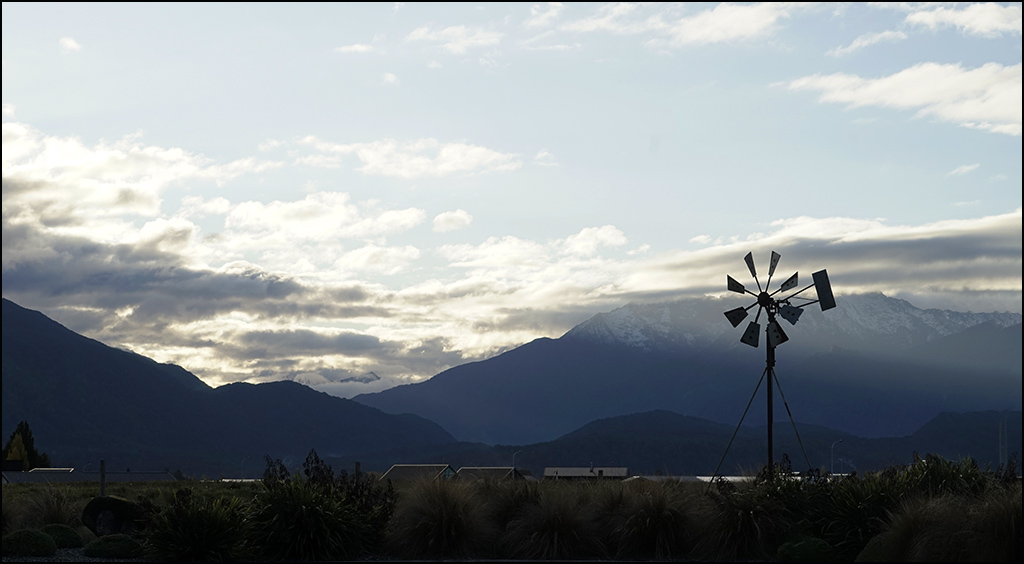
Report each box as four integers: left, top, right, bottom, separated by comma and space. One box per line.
2, 469, 176, 484
379, 464, 456, 482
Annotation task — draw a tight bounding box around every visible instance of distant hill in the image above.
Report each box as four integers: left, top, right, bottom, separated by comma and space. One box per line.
1, 298, 455, 476
355, 293, 1021, 444
333, 409, 1022, 477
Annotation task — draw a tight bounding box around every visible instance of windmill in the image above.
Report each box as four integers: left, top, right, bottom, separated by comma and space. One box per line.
717, 251, 835, 477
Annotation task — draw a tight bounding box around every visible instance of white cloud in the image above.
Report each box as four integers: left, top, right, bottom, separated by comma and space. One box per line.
300, 136, 521, 178
534, 150, 558, 166
561, 3, 662, 35
561, 225, 627, 256
663, 2, 796, 46
406, 25, 502, 54
947, 163, 980, 176
905, 3, 1022, 37
382, 72, 400, 85
561, 2, 803, 47
784, 62, 1022, 135
433, 209, 473, 232
526, 2, 564, 28
827, 30, 907, 57
2, 103, 13, 116
1, 123, 280, 231
427, 60, 442, 68
59, 37, 81, 54
257, 138, 284, 151
336, 244, 421, 275
224, 191, 425, 243
335, 44, 374, 53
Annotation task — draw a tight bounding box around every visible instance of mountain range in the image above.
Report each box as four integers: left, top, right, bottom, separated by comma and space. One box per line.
2, 294, 1020, 477
354, 293, 1021, 444
1, 298, 454, 475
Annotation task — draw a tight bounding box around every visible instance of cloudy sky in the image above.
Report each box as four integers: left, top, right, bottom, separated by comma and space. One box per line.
3, 2, 1021, 396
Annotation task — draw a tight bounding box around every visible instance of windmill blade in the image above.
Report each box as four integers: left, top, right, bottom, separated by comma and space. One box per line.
767, 321, 789, 347
769, 251, 781, 277
724, 307, 749, 328
727, 275, 746, 294
780, 272, 798, 292
740, 321, 760, 348
744, 251, 757, 278
779, 304, 803, 325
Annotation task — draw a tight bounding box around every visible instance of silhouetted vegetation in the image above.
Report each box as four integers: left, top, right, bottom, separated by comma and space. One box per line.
1, 451, 1018, 561
2, 420, 50, 470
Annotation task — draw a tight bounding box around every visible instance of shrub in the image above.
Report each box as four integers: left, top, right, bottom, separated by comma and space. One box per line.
333, 467, 395, 553
248, 474, 369, 561
144, 487, 249, 562
691, 473, 795, 560
83, 533, 145, 559
387, 478, 491, 559
41, 522, 83, 548
500, 483, 605, 560
1, 528, 57, 557
611, 481, 694, 560
480, 478, 540, 529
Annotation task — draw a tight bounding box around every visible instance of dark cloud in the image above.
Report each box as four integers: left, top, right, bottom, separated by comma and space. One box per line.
236, 329, 389, 355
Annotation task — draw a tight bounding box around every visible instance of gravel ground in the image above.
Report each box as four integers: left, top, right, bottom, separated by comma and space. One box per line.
1, 547, 147, 562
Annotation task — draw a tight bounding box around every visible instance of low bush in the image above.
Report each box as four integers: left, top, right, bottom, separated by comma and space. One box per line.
41, 522, 83, 548
1, 528, 57, 557
83, 533, 145, 559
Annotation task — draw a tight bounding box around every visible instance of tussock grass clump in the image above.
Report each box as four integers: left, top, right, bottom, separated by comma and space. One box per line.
500, 483, 606, 560
248, 474, 369, 561
610, 480, 696, 560
691, 476, 795, 560
246, 450, 391, 561
861, 483, 1023, 562
29, 484, 80, 527
386, 478, 492, 559
479, 478, 541, 528
144, 487, 249, 562
963, 482, 1022, 562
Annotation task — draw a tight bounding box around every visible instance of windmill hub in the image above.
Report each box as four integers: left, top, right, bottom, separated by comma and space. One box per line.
757, 291, 772, 309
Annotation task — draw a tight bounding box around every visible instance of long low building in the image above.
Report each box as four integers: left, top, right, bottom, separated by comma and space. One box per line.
543, 466, 629, 480
3, 468, 176, 484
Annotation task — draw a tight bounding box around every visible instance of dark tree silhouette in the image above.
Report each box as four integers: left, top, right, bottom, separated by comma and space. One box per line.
2, 420, 51, 469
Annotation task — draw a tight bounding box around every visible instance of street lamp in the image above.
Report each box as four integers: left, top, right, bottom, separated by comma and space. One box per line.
831, 439, 843, 475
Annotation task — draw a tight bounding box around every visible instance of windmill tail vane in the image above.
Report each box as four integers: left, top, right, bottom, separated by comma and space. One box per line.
724, 251, 835, 348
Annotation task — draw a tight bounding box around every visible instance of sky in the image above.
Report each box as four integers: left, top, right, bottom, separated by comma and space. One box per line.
2, 2, 1021, 397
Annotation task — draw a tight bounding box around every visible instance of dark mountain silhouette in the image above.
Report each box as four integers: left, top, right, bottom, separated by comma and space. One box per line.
332, 409, 1021, 477
355, 294, 1021, 445
1, 298, 455, 476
